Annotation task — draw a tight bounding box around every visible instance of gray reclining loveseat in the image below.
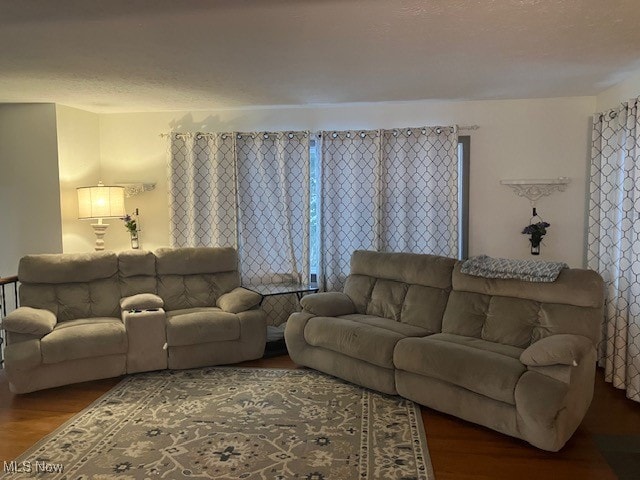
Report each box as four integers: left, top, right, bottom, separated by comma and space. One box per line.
2, 247, 266, 394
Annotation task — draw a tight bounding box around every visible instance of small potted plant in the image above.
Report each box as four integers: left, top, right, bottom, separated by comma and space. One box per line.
522, 221, 550, 255
121, 213, 139, 249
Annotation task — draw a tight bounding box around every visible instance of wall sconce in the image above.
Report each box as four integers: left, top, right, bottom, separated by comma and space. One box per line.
500, 177, 570, 256
499, 177, 570, 207
116, 183, 156, 198
77, 181, 126, 251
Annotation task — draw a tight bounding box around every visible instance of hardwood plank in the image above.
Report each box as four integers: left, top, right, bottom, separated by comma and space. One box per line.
0, 359, 637, 479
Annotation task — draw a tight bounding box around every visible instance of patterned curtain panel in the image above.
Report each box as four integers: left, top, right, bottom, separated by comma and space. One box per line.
320, 126, 458, 291
381, 127, 458, 256
168, 133, 236, 247
168, 131, 310, 326
588, 97, 640, 402
236, 132, 311, 325
320, 130, 381, 292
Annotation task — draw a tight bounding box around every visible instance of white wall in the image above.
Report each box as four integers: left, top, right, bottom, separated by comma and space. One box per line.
0, 104, 63, 276
99, 96, 595, 267
596, 67, 640, 112
56, 105, 102, 253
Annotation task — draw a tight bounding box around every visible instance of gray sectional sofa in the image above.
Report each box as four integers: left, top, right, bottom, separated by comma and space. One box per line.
285, 250, 604, 451
2, 247, 266, 394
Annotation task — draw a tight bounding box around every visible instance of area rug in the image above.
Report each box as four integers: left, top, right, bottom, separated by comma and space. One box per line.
12, 367, 434, 479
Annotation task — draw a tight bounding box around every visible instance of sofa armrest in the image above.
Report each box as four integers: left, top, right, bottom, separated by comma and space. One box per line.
300, 292, 356, 317
520, 334, 594, 367
1, 307, 57, 337
217, 287, 262, 313
120, 293, 164, 311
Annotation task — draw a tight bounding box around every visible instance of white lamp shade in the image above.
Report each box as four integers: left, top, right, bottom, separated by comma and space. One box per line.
77, 182, 126, 219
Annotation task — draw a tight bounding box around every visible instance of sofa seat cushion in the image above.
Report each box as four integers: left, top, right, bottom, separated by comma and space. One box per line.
41, 317, 127, 364
304, 315, 429, 369
426, 333, 524, 359
394, 333, 526, 405
338, 314, 430, 337
166, 307, 240, 347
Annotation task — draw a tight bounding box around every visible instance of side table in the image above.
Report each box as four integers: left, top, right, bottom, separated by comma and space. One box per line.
243, 282, 319, 305
243, 282, 319, 358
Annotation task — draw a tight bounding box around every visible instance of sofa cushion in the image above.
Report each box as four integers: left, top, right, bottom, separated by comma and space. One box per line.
217, 287, 262, 314
343, 251, 456, 332
166, 308, 240, 346
452, 262, 604, 308
304, 315, 428, 368
350, 250, 456, 288
451, 262, 604, 345
534, 303, 603, 345
394, 334, 526, 405
401, 284, 450, 332
343, 275, 376, 313
441, 290, 490, 338
366, 279, 408, 321
344, 277, 450, 332
422, 333, 524, 359
19, 252, 117, 284
120, 293, 164, 311
20, 277, 121, 322
481, 296, 539, 348
41, 317, 127, 364
443, 291, 542, 349
158, 272, 240, 311
339, 314, 430, 337
118, 250, 157, 297
155, 247, 237, 275
118, 250, 156, 278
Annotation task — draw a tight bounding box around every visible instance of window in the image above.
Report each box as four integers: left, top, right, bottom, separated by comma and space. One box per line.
309, 138, 320, 281
308, 135, 469, 283
458, 136, 470, 259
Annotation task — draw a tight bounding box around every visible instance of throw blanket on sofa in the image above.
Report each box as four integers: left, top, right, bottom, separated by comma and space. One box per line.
461, 255, 568, 283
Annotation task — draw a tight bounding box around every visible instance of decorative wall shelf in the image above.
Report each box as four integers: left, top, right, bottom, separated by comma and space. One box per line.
500, 177, 570, 207
116, 183, 157, 198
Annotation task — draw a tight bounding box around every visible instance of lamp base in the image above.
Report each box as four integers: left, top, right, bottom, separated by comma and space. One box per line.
91, 222, 109, 251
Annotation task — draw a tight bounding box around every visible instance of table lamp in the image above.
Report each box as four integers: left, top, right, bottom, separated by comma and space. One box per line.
77, 181, 126, 251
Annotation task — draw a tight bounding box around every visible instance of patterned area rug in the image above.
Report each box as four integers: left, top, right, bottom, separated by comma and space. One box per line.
12, 368, 433, 479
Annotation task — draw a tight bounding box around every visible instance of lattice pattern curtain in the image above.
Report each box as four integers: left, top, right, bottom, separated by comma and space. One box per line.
381, 127, 458, 254
236, 133, 310, 325
320, 126, 458, 291
168, 131, 310, 325
320, 130, 381, 292
169, 133, 236, 247
588, 97, 640, 402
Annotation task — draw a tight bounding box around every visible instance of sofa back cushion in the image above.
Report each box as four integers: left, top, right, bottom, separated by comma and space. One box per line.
155, 247, 240, 311
118, 250, 157, 297
343, 250, 456, 332
18, 252, 120, 321
442, 262, 604, 348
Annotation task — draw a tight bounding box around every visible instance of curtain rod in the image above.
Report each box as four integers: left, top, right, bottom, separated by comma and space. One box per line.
596, 96, 639, 120
160, 125, 480, 138
159, 131, 309, 139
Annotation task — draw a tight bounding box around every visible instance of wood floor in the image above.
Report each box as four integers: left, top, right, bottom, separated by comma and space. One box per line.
1, 356, 638, 479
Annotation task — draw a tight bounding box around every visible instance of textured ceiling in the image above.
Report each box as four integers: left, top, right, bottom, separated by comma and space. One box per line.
1, 0, 639, 113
